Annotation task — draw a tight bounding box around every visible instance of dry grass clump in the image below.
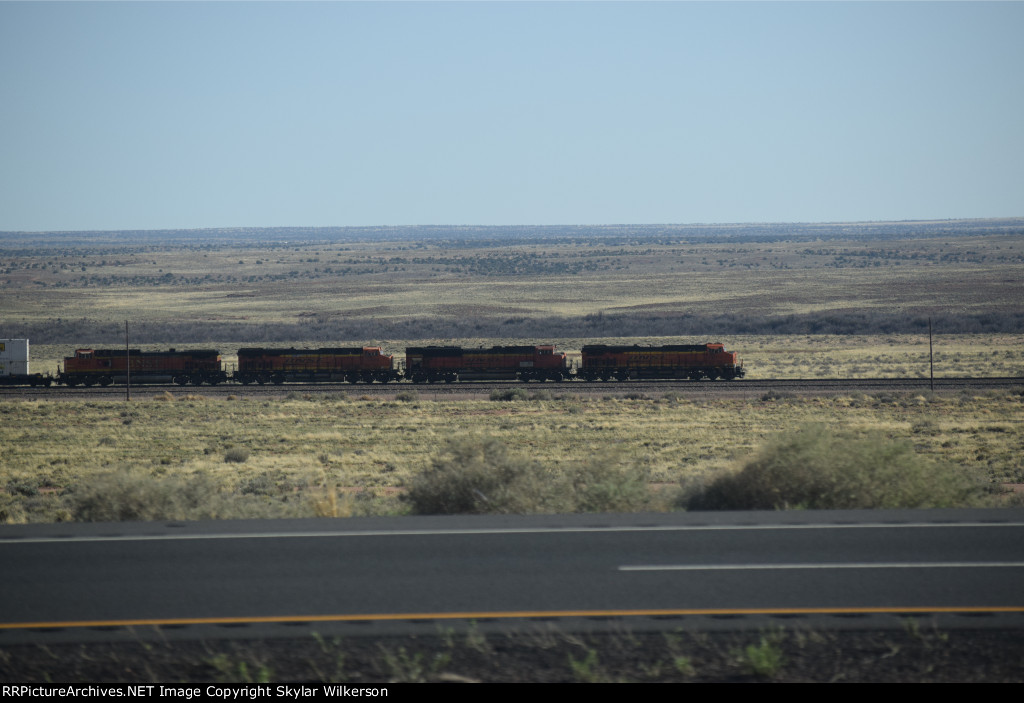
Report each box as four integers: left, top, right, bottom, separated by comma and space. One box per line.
402, 437, 649, 515
224, 447, 251, 463
489, 388, 556, 402
402, 437, 563, 514
69, 467, 309, 522
489, 388, 530, 402
70, 468, 224, 522
683, 425, 983, 510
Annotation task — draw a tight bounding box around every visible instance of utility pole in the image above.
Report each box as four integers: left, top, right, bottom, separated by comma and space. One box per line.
125, 320, 131, 402
928, 317, 934, 393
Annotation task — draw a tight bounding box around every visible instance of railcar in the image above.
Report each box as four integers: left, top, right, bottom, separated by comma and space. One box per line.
0, 339, 51, 386
405, 345, 569, 383
59, 348, 228, 386
579, 343, 744, 381
235, 347, 400, 384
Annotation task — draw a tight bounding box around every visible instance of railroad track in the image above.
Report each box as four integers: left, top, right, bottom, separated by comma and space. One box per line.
2, 376, 1021, 400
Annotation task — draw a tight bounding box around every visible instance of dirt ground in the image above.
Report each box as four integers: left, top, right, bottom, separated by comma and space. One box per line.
2, 627, 1021, 683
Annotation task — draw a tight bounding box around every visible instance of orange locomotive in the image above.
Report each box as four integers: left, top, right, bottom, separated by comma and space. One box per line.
235, 347, 399, 385
405, 345, 569, 383
60, 348, 227, 386
579, 343, 744, 381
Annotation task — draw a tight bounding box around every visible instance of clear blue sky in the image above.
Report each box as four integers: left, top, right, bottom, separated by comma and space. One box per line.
2, 1, 1022, 232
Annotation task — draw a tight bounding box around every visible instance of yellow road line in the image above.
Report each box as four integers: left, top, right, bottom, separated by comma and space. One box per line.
3, 606, 1023, 631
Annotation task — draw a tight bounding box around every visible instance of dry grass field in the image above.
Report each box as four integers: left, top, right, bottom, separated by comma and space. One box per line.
2, 388, 1021, 523
3, 220, 1022, 346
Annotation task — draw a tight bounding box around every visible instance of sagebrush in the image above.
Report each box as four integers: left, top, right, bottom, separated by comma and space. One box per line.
402, 437, 650, 515
683, 425, 983, 510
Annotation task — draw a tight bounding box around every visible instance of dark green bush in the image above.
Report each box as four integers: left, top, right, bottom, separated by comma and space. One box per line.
684, 425, 981, 510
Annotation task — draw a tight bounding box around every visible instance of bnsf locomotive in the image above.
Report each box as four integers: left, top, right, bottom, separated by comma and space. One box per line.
236, 347, 400, 385
15, 341, 744, 387
60, 348, 228, 386
580, 343, 744, 381
406, 345, 569, 383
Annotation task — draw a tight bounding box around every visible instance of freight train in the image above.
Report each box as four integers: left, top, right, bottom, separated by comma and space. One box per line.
2, 339, 745, 386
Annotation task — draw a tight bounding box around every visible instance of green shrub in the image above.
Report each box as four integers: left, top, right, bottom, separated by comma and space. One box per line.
684, 425, 981, 510
402, 437, 568, 515
70, 469, 226, 522
69, 467, 309, 522
571, 453, 650, 513
403, 437, 650, 515
740, 636, 785, 678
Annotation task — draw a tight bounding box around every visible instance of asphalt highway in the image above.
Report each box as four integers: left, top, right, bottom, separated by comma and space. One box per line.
2, 510, 1022, 643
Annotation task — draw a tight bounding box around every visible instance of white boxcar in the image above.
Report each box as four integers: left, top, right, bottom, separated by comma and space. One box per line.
0, 339, 30, 376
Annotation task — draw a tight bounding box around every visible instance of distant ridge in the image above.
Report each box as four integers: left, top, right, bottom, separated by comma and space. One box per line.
3, 217, 1023, 247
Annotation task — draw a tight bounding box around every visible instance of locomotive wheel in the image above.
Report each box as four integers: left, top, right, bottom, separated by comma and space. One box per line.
175, 376, 189, 386
83, 376, 96, 387
99, 376, 113, 387
191, 375, 204, 386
